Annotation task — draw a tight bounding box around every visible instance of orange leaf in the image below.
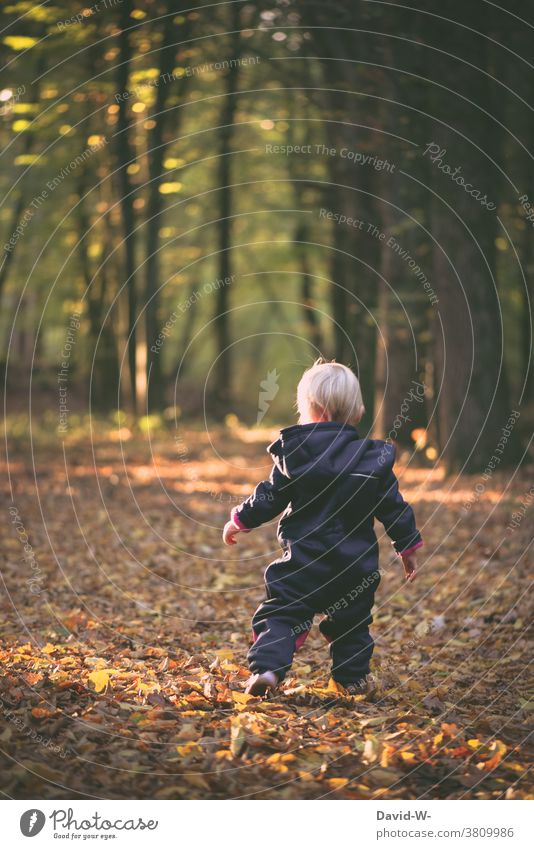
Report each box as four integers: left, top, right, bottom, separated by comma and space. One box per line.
31, 707, 54, 719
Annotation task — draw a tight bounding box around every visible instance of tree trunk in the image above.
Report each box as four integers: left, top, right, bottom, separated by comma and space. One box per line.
145, 5, 191, 412
374, 197, 411, 441
116, 0, 138, 413
296, 220, 323, 354
428, 5, 512, 471
212, 5, 241, 417
75, 172, 120, 411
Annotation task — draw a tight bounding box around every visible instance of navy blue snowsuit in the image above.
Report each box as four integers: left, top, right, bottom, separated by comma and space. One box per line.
232, 422, 422, 685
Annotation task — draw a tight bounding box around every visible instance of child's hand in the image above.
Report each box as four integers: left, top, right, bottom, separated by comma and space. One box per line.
223, 520, 241, 546
401, 552, 417, 582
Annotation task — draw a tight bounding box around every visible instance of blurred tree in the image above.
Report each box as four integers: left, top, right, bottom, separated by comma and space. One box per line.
115, 0, 139, 413
212, 1, 242, 417
426, 3, 515, 471
145, 3, 191, 412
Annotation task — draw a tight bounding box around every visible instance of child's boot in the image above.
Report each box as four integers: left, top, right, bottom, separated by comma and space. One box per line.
245, 670, 278, 696
344, 677, 368, 695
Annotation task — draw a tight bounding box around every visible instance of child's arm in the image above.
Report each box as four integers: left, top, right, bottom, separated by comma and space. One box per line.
374, 466, 423, 580
222, 464, 291, 546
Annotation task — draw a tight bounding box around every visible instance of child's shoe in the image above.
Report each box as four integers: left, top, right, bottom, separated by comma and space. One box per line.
245, 671, 278, 696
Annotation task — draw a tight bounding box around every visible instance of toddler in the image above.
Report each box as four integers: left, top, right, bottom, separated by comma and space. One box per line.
223, 360, 423, 696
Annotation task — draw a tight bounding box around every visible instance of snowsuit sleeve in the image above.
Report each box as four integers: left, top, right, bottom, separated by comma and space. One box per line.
374, 466, 423, 555
231, 464, 292, 530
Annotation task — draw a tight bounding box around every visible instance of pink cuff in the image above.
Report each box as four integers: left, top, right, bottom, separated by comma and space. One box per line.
230, 507, 250, 532
295, 628, 311, 651
252, 628, 310, 651
398, 540, 423, 557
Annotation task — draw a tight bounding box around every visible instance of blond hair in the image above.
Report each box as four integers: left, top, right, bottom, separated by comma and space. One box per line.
297, 359, 365, 425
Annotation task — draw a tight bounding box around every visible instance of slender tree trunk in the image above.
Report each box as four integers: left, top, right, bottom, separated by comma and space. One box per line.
75, 173, 120, 411
145, 5, 191, 412
297, 225, 323, 354
116, 0, 138, 413
212, 6, 241, 416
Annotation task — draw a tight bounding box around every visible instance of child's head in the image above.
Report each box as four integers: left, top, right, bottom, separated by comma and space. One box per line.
296, 358, 365, 426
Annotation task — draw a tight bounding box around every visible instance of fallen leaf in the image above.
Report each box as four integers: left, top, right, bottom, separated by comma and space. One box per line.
88, 669, 110, 693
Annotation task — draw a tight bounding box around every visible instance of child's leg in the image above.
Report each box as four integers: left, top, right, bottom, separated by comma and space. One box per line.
319, 584, 378, 685
249, 595, 314, 682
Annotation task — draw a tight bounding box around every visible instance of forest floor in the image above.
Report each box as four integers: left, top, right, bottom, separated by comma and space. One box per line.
1, 419, 532, 799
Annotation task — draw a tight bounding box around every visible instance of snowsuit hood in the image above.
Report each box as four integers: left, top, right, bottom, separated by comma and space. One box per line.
267, 422, 395, 484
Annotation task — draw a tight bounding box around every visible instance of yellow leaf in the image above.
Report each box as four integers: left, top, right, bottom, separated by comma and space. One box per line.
400, 751, 416, 763
232, 692, 254, 707
220, 660, 240, 671
136, 680, 161, 696
468, 739, 481, 749
217, 649, 234, 660
88, 669, 109, 693
266, 753, 296, 764
327, 777, 350, 790
176, 742, 200, 757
